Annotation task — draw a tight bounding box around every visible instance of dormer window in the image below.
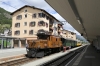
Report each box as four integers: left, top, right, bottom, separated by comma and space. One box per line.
29, 21, 36, 27
24, 9, 27, 12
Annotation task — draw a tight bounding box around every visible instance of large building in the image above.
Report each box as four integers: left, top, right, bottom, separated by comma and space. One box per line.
61, 30, 76, 40
11, 5, 63, 47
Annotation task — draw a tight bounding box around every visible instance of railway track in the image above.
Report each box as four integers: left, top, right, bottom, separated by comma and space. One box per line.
40, 46, 86, 66
0, 54, 37, 66
0, 46, 87, 66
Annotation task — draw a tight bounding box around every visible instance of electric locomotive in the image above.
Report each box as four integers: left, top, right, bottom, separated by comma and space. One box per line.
26, 29, 63, 58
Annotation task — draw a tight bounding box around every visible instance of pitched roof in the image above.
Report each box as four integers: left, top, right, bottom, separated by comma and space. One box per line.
10, 5, 61, 23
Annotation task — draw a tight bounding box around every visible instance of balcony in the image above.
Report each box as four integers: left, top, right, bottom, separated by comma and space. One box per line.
15, 23, 20, 27
29, 30, 33, 35
29, 22, 35, 27
58, 30, 61, 32
38, 21, 45, 26
58, 24, 63, 28
14, 31, 20, 35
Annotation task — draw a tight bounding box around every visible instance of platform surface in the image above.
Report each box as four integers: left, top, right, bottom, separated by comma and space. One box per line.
0, 48, 26, 58
73, 45, 100, 66
22, 45, 86, 66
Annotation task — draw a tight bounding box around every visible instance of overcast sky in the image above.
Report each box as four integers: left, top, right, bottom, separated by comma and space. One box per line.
0, 0, 80, 35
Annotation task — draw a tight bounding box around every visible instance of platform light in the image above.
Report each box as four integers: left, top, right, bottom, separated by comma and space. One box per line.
77, 20, 81, 24
84, 32, 86, 34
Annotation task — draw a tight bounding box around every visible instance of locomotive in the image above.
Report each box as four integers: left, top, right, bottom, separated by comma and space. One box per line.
26, 29, 63, 58
26, 29, 82, 58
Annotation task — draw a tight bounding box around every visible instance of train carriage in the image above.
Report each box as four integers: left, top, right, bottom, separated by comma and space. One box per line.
61, 38, 77, 49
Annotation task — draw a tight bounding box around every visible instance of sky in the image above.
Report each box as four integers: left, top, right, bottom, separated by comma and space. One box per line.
0, 0, 80, 35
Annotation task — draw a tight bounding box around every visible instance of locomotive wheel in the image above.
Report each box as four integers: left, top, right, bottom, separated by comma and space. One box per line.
59, 47, 62, 52
31, 51, 37, 57
36, 51, 44, 58
44, 50, 47, 56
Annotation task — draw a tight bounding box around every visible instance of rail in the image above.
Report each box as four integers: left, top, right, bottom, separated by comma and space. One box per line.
0, 54, 37, 66
40, 46, 86, 66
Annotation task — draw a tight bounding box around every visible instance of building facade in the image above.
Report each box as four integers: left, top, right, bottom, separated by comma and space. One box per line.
61, 30, 76, 40
11, 5, 63, 47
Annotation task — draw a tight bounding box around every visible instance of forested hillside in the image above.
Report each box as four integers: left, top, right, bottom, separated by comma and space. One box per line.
0, 7, 12, 33
0, 7, 12, 25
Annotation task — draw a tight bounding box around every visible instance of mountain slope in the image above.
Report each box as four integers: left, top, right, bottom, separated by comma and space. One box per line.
0, 7, 12, 25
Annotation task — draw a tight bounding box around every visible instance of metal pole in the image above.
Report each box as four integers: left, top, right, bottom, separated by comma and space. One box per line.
1, 38, 3, 49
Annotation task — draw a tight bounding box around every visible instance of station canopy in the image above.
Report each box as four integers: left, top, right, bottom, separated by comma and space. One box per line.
45, 0, 100, 41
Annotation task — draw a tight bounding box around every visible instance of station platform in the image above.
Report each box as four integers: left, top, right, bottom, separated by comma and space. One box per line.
0, 48, 26, 58
72, 45, 100, 66
21, 45, 86, 66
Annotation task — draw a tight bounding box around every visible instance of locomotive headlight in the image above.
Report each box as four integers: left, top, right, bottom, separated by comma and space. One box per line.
44, 44, 47, 46
38, 45, 40, 48
26, 43, 29, 48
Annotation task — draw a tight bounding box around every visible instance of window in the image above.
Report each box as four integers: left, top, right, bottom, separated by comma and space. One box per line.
42, 13, 45, 18
38, 21, 45, 26
71, 32, 74, 35
46, 15, 49, 20
56, 38, 57, 41
54, 27, 57, 30
32, 13, 36, 18
24, 9, 27, 12
24, 30, 27, 34
15, 23, 20, 27
14, 30, 20, 35
25, 14, 27, 18
38, 13, 42, 17
29, 21, 36, 27
16, 15, 22, 20
29, 30, 33, 35
24, 22, 27, 26
46, 23, 48, 27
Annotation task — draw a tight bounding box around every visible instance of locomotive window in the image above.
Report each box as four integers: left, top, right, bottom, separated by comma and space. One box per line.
56, 38, 57, 41
48, 37, 50, 40
38, 35, 49, 40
